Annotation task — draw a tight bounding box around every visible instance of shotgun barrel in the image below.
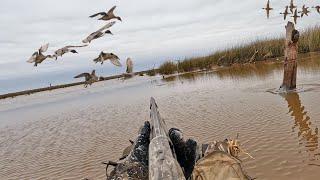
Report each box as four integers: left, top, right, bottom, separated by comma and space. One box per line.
149, 97, 185, 180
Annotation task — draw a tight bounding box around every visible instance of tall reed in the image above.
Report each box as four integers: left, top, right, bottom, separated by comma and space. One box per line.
158, 26, 320, 75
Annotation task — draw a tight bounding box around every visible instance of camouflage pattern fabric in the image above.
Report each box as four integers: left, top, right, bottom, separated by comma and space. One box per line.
191, 140, 252, 180
191, 151, 250, 180
106, 121, 150, 180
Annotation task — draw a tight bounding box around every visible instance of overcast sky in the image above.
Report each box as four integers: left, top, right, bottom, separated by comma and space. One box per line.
0, 0, 319, 93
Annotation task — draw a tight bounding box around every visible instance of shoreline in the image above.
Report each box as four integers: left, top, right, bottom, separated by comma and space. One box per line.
1, 52, 319, 100
0, 70, 155, 100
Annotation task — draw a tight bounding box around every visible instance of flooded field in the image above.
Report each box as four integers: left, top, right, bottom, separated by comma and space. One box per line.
1, 52, 320, 180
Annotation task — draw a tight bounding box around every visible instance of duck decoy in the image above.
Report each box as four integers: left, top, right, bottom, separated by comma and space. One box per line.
74, 70, 99, 88
289, 0, 297, 13
299, 5, 310, 17
27, 43, 54, 66
262, 0, 273, 18
82, 21, 115, 43
89, 6, 122, 22
312, 6, 320, 14
93, 51, 122, 66
126, 58, 133, 73
53, 45, 88, 60
280, 6, 291, 20
291, 9, 300, 24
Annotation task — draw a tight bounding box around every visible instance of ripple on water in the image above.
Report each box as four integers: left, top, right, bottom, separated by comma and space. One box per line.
1, 57, 320, 179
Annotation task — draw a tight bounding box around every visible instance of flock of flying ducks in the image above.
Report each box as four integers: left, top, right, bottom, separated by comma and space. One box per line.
24, 1, 320, 88
27, 5, 133, 87
263, 0, 320, 24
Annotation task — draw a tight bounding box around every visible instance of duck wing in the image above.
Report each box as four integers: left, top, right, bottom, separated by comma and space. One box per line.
82, 32, 97, 43
74, 73, 91, 79
39, 43, 49, 53
89, 12, 107, 18
54, 48, 63, 56
97, 21, 116, 32
126, 64, 133, 73
93, 56, 101, 63
65, 44, 88, 48
110, 57, 122, 67
27, 52, 38, 63
126, 58, 133, 69
82, 38, 90, 44
107, 6, 117, 14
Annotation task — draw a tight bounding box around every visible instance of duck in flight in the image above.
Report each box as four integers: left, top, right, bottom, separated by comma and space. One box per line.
299, 5, 310, 17
126, 58, 133, 74
289, 0, 297, 13
291, 9, 300, 24
280, 6, 291, 20
74, 70, 99, 88
89, 6, 122, 22
53, 45, 88, 60
82, 21, 115, 44
262, 0, 273, 18
27, 43, 54, 66
312, 6, 320, 14
93, 51, 122, 66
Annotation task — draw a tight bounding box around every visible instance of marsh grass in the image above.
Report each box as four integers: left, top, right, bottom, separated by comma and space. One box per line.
158, 61, 177, 75
158, 26, 320, 75
146, 69, 157, 76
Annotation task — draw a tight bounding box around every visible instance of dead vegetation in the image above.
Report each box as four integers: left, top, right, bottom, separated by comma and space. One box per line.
158, 26, 320, 75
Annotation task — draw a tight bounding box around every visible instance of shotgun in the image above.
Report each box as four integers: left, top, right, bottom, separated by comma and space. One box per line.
149, 97, 185, 180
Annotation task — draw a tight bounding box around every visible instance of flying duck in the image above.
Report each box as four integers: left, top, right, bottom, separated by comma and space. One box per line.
93, 51, 122, 66
289, 0, 297, 13
82, 21, 115, 43
262, 0, 273, 18
291, 9, 300, 24
27, 43, 54, 66
312, 6, 320, 14
89, 6, 122, 22
299, 5, 310, 17
53, 44, 88, 60
74, 70, 99, 88
280, 6, 291, 20
126, 58, 133, 73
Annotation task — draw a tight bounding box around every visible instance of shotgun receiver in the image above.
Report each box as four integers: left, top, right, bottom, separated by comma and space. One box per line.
149, 97, 185, 180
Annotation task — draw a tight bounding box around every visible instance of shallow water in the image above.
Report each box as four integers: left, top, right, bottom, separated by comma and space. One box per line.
1, 53, 320, 180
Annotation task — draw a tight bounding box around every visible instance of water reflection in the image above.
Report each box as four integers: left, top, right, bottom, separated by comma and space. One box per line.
215, 62, 283, 81
283, 92, 319, 160
161, 62, 283, 84
161, 72, 198, 84
161, 52, 320, 84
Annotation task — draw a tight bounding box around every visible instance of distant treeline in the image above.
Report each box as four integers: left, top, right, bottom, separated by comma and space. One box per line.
158, 26, 320, 75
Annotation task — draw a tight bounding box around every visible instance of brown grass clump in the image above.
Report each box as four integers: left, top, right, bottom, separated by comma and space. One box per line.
158, 26, 320, 75
158, 61, 177, 75
146, 69, 157, 76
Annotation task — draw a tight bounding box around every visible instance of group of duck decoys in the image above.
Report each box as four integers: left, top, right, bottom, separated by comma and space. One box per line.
27, 5, 134, 87
263, 0, 320, 24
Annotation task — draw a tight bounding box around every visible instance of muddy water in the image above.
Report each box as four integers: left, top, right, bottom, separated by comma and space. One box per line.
1, 52, 320, 180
